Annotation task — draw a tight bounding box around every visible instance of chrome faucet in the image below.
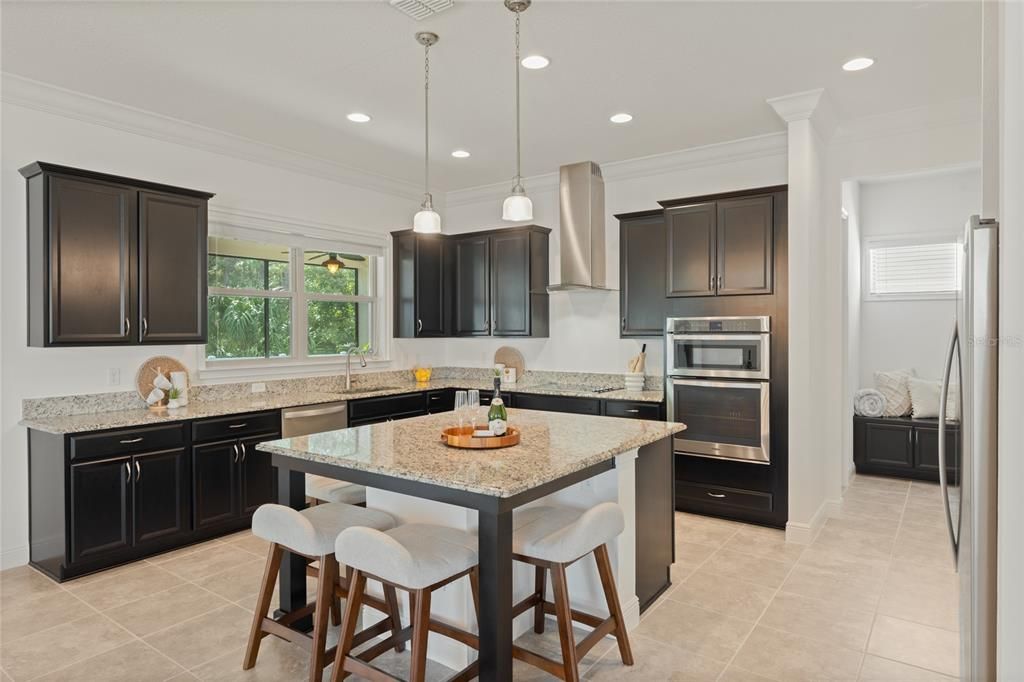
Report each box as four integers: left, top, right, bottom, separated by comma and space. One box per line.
345, 345, 367, 391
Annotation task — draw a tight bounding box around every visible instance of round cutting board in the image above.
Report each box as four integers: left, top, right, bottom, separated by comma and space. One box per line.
136, 356, 189, 401
494, 346, 525, 377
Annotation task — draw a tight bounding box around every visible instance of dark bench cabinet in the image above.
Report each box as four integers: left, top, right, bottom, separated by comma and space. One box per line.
853, 415, 961, 482
28, 410, 278, 581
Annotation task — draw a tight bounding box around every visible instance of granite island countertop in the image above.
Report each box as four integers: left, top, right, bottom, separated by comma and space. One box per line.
258, 408, 685, 498
20, 379, 665, 435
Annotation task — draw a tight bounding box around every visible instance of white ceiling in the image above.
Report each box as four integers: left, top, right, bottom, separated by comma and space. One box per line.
1, 1, 981, 192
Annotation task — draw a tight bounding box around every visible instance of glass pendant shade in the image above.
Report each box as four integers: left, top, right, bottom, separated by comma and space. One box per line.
413, 207, 442, 234
502, 189, 533, 221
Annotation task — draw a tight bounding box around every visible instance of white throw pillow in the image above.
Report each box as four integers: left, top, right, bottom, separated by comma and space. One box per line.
874, 368, 916, 417
907, 377, 960, 420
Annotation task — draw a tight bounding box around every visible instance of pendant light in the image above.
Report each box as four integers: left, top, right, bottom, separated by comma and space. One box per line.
502, 0, 533, 222
413, 31, 442, 234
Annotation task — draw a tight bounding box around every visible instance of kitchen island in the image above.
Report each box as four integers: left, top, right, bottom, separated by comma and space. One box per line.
257, 408, 684, 682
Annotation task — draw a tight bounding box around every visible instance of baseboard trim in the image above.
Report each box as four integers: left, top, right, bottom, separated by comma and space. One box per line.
785, 497, 839, 545
1, 545, 29, 571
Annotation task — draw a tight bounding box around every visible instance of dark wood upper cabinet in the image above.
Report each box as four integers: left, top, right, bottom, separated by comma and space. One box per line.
663, 191, 775, 298
392, 232, 448, 337
37, 175, 138, 345
666, 203, 716, 297
716, 195, 773, 296
454, 235, 490, 336
139, 192, 207, 343
21, 163, 214, 347
490, 230, 531, 336
392, 225, 549, 338
618, 212, 667, 336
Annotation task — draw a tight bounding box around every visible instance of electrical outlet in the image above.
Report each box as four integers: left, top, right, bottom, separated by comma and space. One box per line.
108, 368, 120, 386
251, 382, 267, 393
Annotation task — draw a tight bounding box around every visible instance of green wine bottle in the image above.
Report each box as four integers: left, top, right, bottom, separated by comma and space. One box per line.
488, 398, 508, 436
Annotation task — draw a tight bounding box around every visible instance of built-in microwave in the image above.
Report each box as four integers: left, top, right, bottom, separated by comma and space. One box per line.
665, 316, 770, 380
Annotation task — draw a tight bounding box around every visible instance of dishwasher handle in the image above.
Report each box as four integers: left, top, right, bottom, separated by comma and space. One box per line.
283, 404, 348, 419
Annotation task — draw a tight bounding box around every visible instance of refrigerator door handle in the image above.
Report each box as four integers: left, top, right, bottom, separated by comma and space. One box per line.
938, 321, 959, 567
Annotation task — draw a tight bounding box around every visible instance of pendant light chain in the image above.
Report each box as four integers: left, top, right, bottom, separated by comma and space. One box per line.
514, 11, 522, 186
424, 39, 431, 200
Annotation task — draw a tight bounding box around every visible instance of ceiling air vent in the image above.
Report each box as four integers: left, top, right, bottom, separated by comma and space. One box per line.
389, 0, 453, 20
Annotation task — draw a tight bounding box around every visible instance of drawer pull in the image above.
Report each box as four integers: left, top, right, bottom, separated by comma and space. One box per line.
228, 423, 248, 429
626, 409, 640, 414
119, 437, 144, 444
706, 492, 726, 498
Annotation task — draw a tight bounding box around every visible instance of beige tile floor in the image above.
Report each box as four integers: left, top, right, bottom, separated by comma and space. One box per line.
0, 475, 959, 681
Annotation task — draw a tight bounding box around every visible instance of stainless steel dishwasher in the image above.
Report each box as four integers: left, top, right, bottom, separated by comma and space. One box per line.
280, 400, 348, 437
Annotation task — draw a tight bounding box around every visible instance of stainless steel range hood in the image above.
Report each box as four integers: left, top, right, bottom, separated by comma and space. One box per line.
547, 161, 612, 292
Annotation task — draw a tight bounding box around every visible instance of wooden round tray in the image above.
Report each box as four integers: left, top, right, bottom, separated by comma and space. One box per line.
441, 425, 520, 449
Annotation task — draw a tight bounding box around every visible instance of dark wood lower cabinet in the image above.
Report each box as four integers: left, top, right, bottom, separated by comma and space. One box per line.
193, 441, 239, 530
70, 456, 133, 563
635, 437, 674, 612
240, 435, 277, 515
133, 448, 189, 546
854, 415, 960, 482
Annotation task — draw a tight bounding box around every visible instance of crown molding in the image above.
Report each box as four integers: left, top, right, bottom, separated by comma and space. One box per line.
767, 88, 838, 140
445, 132, 787, 207
832, 96, 981, 145
0, 73, 423, 201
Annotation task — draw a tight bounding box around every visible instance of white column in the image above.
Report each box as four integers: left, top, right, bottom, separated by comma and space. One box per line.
767, 89, 837, 543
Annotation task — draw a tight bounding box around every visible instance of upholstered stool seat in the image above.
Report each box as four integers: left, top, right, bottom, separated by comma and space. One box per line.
513, 503, 625, 564
331, 524, 481, 682
511, 502, 633, 682
252, 502, 393, 557
305, 474, 367, 505
244, 502, 404, 682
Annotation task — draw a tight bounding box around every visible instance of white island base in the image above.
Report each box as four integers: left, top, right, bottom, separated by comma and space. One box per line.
359, 448, 640, 671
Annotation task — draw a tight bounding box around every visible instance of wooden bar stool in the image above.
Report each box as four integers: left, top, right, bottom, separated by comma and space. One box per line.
331, 523, 481, 682
243, 502, 405, 682
510, 502, 634, 682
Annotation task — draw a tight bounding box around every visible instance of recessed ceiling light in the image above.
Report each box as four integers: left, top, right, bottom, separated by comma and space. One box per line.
346, 112, 372, 123
521, 55, 550, 70
451, 150, 471, 158
842, 57, 874, 72
609, 113, 633, 124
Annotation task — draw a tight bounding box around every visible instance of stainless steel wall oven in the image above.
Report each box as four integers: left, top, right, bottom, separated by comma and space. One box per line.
666, 316, 771, 464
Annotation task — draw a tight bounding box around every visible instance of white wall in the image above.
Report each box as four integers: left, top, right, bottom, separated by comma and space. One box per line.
841, 180, 861, 487
396, 136, 788, 377
996, 0, 1024, 676
857, 168, 981, 386
0, 96, 420, 568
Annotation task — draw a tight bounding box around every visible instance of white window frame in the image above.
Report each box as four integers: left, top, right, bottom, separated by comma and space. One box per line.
862, 232, 963, 302
198, 215, 392, 381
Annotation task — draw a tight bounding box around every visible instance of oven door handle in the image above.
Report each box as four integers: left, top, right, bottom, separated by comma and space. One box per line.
671, 378, 766, 390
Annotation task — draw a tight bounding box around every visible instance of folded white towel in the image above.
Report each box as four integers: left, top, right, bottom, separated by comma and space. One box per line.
854, 389, 886, 418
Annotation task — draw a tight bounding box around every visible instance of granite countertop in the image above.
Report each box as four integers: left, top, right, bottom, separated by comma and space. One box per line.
258, 408, 685, 498
20, 380, 665, 435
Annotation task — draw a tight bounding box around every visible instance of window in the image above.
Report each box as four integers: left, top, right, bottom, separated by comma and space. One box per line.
865, 236, 963, 300
206, 237, 379, 364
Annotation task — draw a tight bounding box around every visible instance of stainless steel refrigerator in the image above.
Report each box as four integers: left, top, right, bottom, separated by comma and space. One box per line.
938, 215, 998, 681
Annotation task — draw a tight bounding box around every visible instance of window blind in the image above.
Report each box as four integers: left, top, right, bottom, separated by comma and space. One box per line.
868, 241, 962, 295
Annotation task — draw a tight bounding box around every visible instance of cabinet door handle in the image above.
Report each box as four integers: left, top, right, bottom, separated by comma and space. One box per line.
125, 461, 131, 481
240, 442, 247, 462
232, 443, 240, 463
134, 460, 141, 482
124, 317, 131, 337
707, 491, 726, 498
416, 319, 423, 333
228, 423, 248, 429
621, 317, 626, 332
717, 275, 723, 290
142, 317, 149, 337
119, 437, 144, 444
